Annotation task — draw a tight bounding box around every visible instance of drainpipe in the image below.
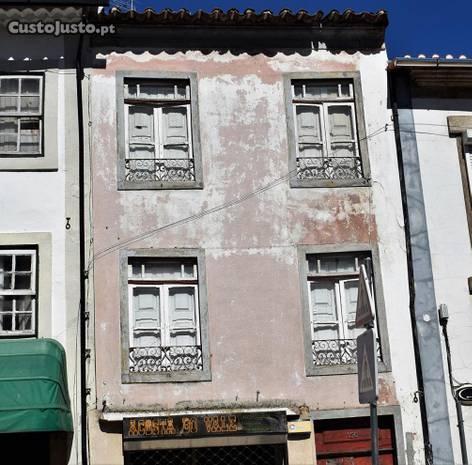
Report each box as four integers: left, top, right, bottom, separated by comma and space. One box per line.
75, 17, 89, 465
387, 71, 432, 465
439, 304, 469, 465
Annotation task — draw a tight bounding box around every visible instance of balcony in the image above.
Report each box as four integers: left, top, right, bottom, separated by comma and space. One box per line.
129, 345, 203, 373
296, 156, 363, 180
312, 338, 381, 366
125, 158, 195, 183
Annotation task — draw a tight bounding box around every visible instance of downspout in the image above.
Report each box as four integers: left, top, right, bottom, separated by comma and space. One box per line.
388, 71, 433, 465
75, 16, 89, 465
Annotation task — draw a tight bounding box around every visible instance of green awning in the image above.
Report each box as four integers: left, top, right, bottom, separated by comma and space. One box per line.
0, 338, 73, 433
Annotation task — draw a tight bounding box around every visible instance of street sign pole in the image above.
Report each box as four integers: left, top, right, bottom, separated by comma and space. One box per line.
355, 262, 379, 465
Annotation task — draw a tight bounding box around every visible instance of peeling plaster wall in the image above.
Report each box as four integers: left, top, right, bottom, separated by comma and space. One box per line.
88, 48, 423, 464
411, 99, 472, 464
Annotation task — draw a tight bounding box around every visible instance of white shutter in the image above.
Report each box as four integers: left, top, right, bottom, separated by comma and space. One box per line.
296, 105, 324, 158
161, 106, 189, 159
132, 287, 160, 347
340, 279, 362, 339
128, 105, 155, 159
310, 281, 339, 340
328, 105, 353, 141
167, 286, 197, 346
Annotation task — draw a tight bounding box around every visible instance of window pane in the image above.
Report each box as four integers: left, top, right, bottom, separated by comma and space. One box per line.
305, 83, 338, 99
131, 263, 142, 278
126, 84, 138, 97
340, 83, 351, 97
15, 255, 32, 272
0, 96, 18, 113
319, 255, 356, 273
0, 255, 13, 271
144, 261, 181, 279
293, 84, 303, 98
328, 106, 354, 141
15, 313, 32, 331
183, 264, 196, 278
20, 96, 40, 113
0, 273, 12, 289
19, 119, 40, 152
21, 79, 40, 95
140, 83, 174, 99
0, 78, 19, 94
0, 313, 12, 331
0, 296, 13, 311
176, 84, 188, 99
14, 273, 31, 290
16, 296, 33, 312
0, 118, 18, 152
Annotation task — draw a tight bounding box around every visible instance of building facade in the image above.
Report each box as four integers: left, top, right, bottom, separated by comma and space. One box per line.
0, 1, 105, 464
81, 8, 428, 465
390, 57, 472, 465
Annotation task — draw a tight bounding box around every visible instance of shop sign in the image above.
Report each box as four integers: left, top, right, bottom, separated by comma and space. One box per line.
123, 411, 287, 440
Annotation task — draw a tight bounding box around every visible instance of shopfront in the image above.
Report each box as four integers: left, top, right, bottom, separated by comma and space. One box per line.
122, 411, 288, 465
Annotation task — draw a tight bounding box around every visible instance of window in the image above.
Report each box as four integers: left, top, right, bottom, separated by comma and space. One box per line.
0, 250, 36, 336
286, 73, 370, 187
124, 249, 209, 382
304, 252, 380, 369
118, 73, 202, 190
0, 76, 42, 156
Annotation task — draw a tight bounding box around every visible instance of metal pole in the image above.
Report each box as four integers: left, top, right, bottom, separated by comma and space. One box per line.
370, 401, 379, 465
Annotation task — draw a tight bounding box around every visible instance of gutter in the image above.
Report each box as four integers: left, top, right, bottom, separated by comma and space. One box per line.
75, 17, 88, 465
389, 57, 472, 69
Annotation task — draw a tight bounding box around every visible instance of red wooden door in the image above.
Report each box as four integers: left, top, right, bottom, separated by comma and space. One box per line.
314, 417, 396, 465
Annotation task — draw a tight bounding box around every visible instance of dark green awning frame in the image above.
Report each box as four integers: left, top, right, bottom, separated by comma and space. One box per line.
0, 338, 73, 433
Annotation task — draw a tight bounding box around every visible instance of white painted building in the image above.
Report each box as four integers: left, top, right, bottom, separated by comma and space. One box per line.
390, 57, 472, 465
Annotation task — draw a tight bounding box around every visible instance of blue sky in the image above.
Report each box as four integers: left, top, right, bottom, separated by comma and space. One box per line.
118, 0, 472, 58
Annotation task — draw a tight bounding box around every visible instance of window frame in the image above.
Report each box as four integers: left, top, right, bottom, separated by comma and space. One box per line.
0, 74, 44, 158
285, 72, 371, 188
120, 248, 211, 383
298, 244, 391, 376
0, 248, 37, 337
116, 71, 203, 191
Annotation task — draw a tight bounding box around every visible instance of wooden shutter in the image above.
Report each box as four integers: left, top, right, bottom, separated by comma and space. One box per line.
296, 105, 324, 158
128, 105, 155, 158
161, 106, 189, 159
327, 104, 356, 157
465, 151, 472, 197
341, 278, 362, 339
310, 281, 340, 340
167, 286, 198, 346
132, 287, 160, 347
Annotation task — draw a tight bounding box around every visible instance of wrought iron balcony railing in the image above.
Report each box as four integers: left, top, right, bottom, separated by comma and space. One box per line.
129, 345, 203, 373
312, 338, 381, 366
296, 156, 363, 180
125, 158, 195, 182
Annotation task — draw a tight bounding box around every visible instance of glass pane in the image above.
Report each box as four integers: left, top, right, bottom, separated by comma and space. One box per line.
15, 255, 32, 272
305, 83, 338, 99
0, 296, 13, 311
340, 83, 351, 97
0, 314, 12, 331
20, 96, 40, 113
144, 261, 181, 279
183, 263, 196, 278
176, 84, 188, 98
131, 263, 142, 278
319, 255, 356, 273
328, 106, 354, 141
293, 84, 303, 98
0, 255, 13, 271
140, 83, 174, 99
307, 256, 317, 273
16, 295, 33, 312
0, 96, 18, 113
125, 83, 138, 97
21, 79, 40, 95
14, 273, 31, 290
15, 313, 32, 331
0, 273, 12, 289
0, 118, 17, 134
0, 78, 19, 94
20, 119, 40, 152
